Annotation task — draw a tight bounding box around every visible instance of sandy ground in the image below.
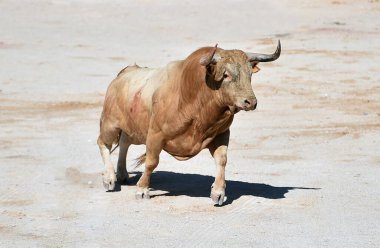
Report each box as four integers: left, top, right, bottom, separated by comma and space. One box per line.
1, 0, 379, 247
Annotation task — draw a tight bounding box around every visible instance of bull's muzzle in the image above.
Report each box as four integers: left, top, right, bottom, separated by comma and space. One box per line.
244, 97, 257, 111
237, 97, 257, 111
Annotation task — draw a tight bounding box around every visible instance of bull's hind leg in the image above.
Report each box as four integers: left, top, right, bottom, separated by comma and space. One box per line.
97, 126, 120, 191
208, 130, 230, 205
116, 132, 131, 183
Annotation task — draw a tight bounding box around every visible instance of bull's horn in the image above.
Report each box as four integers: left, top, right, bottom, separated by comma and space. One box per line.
246, 40, 281, 63
200, 44, 219, 66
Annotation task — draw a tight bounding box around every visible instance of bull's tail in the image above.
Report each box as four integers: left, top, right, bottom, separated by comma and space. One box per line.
133, 153, 146, 168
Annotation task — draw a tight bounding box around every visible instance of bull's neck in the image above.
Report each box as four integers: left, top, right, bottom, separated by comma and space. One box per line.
178, 65, 228, 126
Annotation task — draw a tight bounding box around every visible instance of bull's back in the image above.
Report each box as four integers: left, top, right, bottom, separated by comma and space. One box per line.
102, 65, 167, 144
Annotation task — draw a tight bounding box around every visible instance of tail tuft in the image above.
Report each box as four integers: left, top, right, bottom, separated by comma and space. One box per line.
133, 153, 146, 168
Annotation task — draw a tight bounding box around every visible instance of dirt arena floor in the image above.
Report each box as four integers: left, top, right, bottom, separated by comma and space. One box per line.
1, 0, 379, 247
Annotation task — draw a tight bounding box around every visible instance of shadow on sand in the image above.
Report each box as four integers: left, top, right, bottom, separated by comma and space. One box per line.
124, 171, 319, 205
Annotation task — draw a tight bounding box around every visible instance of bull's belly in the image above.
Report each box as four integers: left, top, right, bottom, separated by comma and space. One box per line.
163, 135, 215, 160
161, 119, 232, 160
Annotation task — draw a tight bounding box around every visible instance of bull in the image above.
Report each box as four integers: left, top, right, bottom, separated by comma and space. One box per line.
97, 41, 281, 205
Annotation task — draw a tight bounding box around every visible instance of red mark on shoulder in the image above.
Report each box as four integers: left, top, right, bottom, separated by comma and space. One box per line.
129, 87, 144, 113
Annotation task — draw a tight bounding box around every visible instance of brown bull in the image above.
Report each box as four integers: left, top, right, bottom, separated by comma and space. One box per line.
98, 41, 281, 205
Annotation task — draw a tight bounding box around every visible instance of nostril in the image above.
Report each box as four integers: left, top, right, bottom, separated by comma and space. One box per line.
244, 99, 251, 106
253, 101, 257, 109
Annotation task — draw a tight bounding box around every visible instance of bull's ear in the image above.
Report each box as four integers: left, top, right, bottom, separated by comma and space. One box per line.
251, 62, 260, 73
252, 65, 260, 73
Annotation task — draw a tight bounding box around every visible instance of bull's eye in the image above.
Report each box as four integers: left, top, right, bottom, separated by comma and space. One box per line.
223, 72, 231, 81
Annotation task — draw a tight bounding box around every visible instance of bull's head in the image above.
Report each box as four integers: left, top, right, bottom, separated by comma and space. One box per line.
200, 40, 281, 113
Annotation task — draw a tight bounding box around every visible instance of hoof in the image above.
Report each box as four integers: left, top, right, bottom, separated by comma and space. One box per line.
211, 185, 227, 206
102, 173, 116, 191
135, 188, 150, 200
116, 170, 129, 184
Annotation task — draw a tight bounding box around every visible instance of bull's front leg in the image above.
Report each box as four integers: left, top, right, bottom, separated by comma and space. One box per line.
208, 130, 230, 206
135, 131, 163, 199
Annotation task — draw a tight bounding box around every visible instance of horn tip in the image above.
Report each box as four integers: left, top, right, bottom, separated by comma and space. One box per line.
274, 40, 281, 59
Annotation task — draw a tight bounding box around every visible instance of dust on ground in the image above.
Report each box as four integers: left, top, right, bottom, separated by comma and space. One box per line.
0, 0, 379, 247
